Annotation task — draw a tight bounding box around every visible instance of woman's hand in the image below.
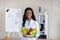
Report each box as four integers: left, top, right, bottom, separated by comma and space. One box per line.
23, 35, 35, 38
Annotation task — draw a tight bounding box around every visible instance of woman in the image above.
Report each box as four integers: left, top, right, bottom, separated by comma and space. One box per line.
19, 7, 40, 40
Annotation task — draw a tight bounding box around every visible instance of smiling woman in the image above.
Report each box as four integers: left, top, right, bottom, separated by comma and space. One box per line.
22, 7, 36, 26
19, 7, 40, 40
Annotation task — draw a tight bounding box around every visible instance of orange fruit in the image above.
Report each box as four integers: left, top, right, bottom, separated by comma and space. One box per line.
33, 27, 37, 31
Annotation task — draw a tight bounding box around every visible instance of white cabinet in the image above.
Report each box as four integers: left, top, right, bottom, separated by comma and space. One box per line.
5, 8, 22, 32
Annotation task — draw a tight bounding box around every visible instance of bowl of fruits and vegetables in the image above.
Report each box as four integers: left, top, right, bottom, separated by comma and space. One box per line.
21, 26, 37, 38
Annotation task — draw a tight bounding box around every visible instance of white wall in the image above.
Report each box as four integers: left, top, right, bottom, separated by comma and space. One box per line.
0, 0, 60, 39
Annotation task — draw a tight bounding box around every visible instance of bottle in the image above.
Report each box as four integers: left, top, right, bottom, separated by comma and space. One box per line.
5, 35, 8, 40
5, 33, 9, 40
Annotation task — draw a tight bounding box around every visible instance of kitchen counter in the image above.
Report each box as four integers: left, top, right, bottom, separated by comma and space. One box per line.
0, 38, 58, 40
0, 38, 46, 40
0, 39, 57, 40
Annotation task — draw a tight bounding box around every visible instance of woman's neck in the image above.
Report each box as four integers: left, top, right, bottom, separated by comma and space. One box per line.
27, 18, 31, 21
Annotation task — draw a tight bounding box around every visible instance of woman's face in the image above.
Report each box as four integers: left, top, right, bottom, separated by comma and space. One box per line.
26, 10, 32, 20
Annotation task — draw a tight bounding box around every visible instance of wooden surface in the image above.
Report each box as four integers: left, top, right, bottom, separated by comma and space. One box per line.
0, 39, 57, 40
0, 38, 58, 40
8, 38, 46, 40
0, 38, 46, 40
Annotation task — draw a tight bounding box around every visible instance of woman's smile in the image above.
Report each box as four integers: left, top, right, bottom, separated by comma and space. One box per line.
26, 10, 32, 20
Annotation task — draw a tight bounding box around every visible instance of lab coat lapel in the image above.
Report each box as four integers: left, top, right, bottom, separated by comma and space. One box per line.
25, 19, 33, 28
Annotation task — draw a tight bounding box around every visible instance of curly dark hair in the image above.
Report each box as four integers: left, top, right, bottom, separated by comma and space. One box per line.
22, 7, 36, 26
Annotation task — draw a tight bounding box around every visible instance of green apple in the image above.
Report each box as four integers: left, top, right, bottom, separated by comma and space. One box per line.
31, 31, 37, 35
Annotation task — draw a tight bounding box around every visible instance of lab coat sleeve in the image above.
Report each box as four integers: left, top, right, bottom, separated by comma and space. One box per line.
18, 20, 23, 39
35, 22, 40, 38
18, 27, 23, 39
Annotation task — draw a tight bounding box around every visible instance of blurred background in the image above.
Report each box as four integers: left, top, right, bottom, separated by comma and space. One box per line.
0, 0, 60, 40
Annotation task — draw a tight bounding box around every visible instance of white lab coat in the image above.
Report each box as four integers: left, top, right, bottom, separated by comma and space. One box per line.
19, 19, 40, 40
